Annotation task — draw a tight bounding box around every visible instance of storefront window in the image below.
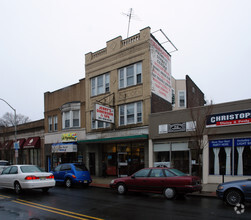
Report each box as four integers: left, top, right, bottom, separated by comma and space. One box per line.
209, 138, 251, 176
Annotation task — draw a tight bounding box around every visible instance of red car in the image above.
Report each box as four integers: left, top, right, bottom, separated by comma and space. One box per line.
110, 167, 202, 199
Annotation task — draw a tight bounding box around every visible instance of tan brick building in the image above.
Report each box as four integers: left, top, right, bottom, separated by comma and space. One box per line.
44, 27, 205, 176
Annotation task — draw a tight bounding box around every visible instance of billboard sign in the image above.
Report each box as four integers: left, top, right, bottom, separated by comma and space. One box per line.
95, 104, 114, 123
206, 109, 251, 127
150, 37, 172, 103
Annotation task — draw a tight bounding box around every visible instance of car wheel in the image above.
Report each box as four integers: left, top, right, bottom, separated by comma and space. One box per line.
14, 182, 22, 194
225, 189, 243, 206
65, 178, 72, 188
117, 183, 127, 195
42, 188, 49, 193
164, 188, 176, 200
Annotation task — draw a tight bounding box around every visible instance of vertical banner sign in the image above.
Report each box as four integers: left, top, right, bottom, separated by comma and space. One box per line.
150, 37, 172, 103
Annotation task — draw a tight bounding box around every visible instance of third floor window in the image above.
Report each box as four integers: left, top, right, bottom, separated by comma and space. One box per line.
91, 73, 110, 96
118, 62, 142, 89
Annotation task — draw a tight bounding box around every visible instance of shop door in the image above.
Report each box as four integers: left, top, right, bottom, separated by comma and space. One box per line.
89, 153, 95, 175
117, 152, 128, 177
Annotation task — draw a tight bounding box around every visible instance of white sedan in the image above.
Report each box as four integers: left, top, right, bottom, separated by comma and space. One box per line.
0, 165, 55, 194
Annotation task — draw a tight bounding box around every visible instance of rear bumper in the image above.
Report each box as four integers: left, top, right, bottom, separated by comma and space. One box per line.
21, 180, 55, 189
216, 190, 224, 199
72, 178, 92, 185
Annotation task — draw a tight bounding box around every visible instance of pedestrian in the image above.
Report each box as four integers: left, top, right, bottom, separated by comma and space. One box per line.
102, 161, 107, 178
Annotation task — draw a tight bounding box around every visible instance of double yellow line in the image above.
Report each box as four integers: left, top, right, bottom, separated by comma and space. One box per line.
11, 198, 104, 220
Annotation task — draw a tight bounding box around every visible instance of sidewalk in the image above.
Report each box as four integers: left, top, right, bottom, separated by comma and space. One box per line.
90, 176, 218, 198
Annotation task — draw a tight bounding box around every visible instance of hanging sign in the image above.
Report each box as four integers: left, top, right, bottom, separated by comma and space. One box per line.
95, 104, 114, 123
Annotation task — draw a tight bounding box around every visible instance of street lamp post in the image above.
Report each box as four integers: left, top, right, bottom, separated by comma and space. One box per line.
0, 98, 18, 164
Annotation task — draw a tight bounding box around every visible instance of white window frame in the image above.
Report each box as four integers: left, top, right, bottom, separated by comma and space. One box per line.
53, 115, 58, 131
48, 116, 52, 132
91, 111, 110, 129
178, 90, 186, 108
61, 103, 81, 129
91, 73, 110, 96
118, 62, 142, 89
119, 101, 142, 126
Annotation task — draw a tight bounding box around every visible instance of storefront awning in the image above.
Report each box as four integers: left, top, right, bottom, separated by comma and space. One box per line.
23, 137, 40, 149
12, 138, 26, 150
3, 140, 13, 149
78, 134, 148, 144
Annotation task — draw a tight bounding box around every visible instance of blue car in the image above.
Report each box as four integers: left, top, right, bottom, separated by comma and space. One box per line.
216, 179, 251, 206
52, 163, 92, 188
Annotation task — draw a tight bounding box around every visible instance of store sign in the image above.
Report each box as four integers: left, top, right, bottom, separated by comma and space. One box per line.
52, 143, 77, 153
62, 133, 77, 142
150, 37, 172, 103
209, 139, 233, 148
206, 110, 251, 127
168, 123, 186, 133
95, 104, 114, 123
235, 138, 251, 147
159, 124, 168, 134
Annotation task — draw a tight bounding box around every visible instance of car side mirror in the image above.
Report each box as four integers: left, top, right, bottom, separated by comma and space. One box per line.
131, 175, 135, 179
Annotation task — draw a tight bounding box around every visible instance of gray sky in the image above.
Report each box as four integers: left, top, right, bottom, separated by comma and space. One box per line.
1, 0, 251, 121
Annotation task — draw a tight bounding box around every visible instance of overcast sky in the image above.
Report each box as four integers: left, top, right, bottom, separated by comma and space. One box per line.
0, 0, 251, 121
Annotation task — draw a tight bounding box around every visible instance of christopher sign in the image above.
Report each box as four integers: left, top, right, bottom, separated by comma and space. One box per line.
206, 110, 251, 127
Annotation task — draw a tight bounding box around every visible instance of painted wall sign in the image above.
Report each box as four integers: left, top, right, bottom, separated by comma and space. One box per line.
209, 139, 233, 148
62, 133, 77, 142
95, 104, 114, 123
206, 109, 251, 127
150, 37, 172, 103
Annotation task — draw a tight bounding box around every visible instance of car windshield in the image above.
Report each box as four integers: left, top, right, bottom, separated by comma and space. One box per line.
20, 166, 44, 173
74, 164, 88, 171
0, 161, 9, 166
169, 169, 186, 176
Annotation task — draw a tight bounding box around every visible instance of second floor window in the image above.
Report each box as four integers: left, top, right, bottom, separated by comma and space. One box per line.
53, 115, 58, 131
91, 111, 110, 129
61, 102, 81, 129
119, 101, 142, 126
91, 73, 110, 96
119, 62, 142, 89
48, 117, 52, 132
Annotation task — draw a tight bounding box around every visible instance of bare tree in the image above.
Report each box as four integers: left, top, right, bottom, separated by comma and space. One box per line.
189, 101, 213, 177
0, 112, 31, 127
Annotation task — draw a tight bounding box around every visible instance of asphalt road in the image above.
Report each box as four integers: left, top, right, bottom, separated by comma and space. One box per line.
0, 185, 250, 220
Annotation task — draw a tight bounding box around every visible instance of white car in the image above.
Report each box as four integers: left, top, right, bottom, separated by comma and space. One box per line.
0, 165, 55, 194
0, 160, 10, 174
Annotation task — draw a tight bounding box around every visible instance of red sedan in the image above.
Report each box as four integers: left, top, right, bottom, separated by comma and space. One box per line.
110, 167, 202, 199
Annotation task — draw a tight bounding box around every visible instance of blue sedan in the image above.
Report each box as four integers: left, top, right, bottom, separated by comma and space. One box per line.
52, 163, 92, 188
216, 179, 251, 206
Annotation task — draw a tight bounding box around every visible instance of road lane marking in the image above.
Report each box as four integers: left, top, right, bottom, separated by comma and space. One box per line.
13, 199, 104, 220
0, 194, 11, 199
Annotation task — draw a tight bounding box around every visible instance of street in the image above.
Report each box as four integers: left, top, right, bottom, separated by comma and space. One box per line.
0, 185, 250, 220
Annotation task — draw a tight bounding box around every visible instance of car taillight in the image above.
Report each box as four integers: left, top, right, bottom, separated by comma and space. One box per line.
46, 175, 54, 179
25, 176, 39, 180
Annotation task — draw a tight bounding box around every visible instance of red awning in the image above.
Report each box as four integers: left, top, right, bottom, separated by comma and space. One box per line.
12, 138, 26, 150
3, 140, 13, 149
23, 137, 40, 149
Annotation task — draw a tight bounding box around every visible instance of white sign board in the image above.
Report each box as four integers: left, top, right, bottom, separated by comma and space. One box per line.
95, 104, 114, 123
150, 37, 172, 103
52, 143, 77, 153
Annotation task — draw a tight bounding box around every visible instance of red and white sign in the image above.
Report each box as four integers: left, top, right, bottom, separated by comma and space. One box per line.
95, 104, 114, 123
150, 37, 172, 103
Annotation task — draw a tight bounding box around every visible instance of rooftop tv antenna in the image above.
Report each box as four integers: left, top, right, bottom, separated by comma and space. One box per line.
122, 8, 140, 38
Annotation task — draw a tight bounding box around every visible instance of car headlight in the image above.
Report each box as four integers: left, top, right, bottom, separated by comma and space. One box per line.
111, 180, 115, 184
217, 185, 224, 190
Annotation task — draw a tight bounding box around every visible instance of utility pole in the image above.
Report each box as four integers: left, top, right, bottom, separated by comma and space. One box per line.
0, 98, 18, 164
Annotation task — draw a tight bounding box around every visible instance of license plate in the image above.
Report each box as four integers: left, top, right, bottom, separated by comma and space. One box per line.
84, 180, 88, 183
40, 177, 46, 180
